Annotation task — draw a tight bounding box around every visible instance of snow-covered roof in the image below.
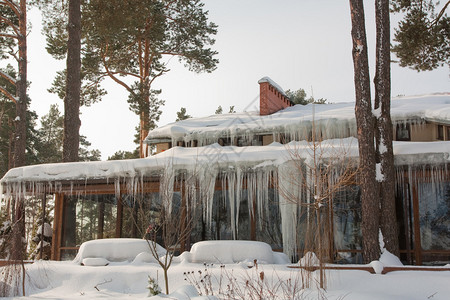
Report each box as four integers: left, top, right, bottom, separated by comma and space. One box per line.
1, 138, 448, 185
145, 93, 450, 145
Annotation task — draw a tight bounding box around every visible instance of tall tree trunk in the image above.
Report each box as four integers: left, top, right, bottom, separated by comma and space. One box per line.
374, 0, 400, 257
139, 78, 150, 158
13, 0, 27, 169
349, 0, 381, 263
10, 5, 28, 295
63, 0, 81, 162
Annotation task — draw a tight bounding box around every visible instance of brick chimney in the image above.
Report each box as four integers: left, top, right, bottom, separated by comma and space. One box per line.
258, 77, 293, 116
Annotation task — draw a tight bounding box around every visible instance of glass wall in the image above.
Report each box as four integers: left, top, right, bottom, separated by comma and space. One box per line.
333, 185, 362, 264
419, 181, 450, 264
61, 194, 118, 260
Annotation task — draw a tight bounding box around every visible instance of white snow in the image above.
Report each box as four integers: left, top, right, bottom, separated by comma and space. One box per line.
257, 76, 288, 97
145, 93, 450, 145
82, 257, 110, 266
188, 240, 288, 264
36, 223, 52, 237
1, 138, 448, 185
375, 163, 384, 182
2, 239, 449, 299
73, 238, 166, 264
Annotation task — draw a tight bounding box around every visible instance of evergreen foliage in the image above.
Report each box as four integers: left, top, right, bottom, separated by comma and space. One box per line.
0, 3, 18, 61
127, 84, 165, 133
0, 0, 29, 172
0, 66, 41, 177
35, 0, 106, 106
147, 275, 161, 296
34, 104, 101, 163
0, 210, 12, 259
391, 0, 450, 71
215, 105, 223, 114
108, 150, 140, 160
27, 196, 54, 260
176, 107, 192, 121
285, 89, 327, 105
48, 69, 106, 107
35, 0, 218, 156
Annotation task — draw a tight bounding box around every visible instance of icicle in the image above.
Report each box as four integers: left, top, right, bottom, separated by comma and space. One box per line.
278, 162, 299, 260
227, 170, 237, 239
114, 178, 121, 200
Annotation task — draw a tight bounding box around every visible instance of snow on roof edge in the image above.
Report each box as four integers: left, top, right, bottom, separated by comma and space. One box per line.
1, 139, 449, 186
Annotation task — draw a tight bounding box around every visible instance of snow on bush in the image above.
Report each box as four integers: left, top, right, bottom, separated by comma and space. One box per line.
188, 240, 289, 264
36, 223, 52, 237
73, 238, 166, 264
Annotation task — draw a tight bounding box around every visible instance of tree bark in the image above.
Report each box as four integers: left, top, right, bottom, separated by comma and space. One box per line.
63, 0, 81, 162
12, 0, 27, 169
374, 0, 400, 257
349, 0, 381, 263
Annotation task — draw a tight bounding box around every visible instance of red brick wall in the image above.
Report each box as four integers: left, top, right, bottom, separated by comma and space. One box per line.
259, 81, 293, 116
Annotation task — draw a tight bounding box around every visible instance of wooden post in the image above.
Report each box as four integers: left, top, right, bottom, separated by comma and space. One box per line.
132, 205, 138, 237
115, 195, 123, 238
180, 184, 187, 252
98, 202, 105, 239
51, 193, 64, 261
40, 191, 47, 259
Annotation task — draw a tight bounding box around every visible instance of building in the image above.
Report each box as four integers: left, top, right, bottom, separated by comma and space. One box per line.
1, 77, 449, 264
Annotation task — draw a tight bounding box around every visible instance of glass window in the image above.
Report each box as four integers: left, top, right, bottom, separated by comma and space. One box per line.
333, 185, 362, 263
418, 182, 450, 252
437, 125, 444, 140
396, 123, 411, 141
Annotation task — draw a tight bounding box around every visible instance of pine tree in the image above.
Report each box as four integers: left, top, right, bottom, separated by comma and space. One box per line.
0, 66, 40, 178
285, 88, 328, 105
0, 0, 28, 169
176, 107, 192, 121
285, 89, 309, 105
28, 196, 54, 260
62, 0, 82, 163
34, 104, 101, 163
215, 105, 223, 114
108, 150, 140, 160
391, 0, 449, 71
83, 0, 218, 157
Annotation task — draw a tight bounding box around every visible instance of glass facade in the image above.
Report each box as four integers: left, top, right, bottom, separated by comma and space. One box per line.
57, 174, 450, 265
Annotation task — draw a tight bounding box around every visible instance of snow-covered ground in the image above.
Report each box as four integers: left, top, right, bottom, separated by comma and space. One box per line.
2, 239, 450, 300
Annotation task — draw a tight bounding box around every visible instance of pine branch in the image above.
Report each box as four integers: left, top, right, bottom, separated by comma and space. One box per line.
0, 70, 17, 85
0, 32, 19, 40
0, 0, 20, 16
0, 15, 19, 36
0, 86, 17, 103
101, 54, 134, 94
431, 1, 450, 27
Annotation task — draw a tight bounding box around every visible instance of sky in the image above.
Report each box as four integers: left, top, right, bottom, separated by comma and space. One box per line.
21, 0, 450, 160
